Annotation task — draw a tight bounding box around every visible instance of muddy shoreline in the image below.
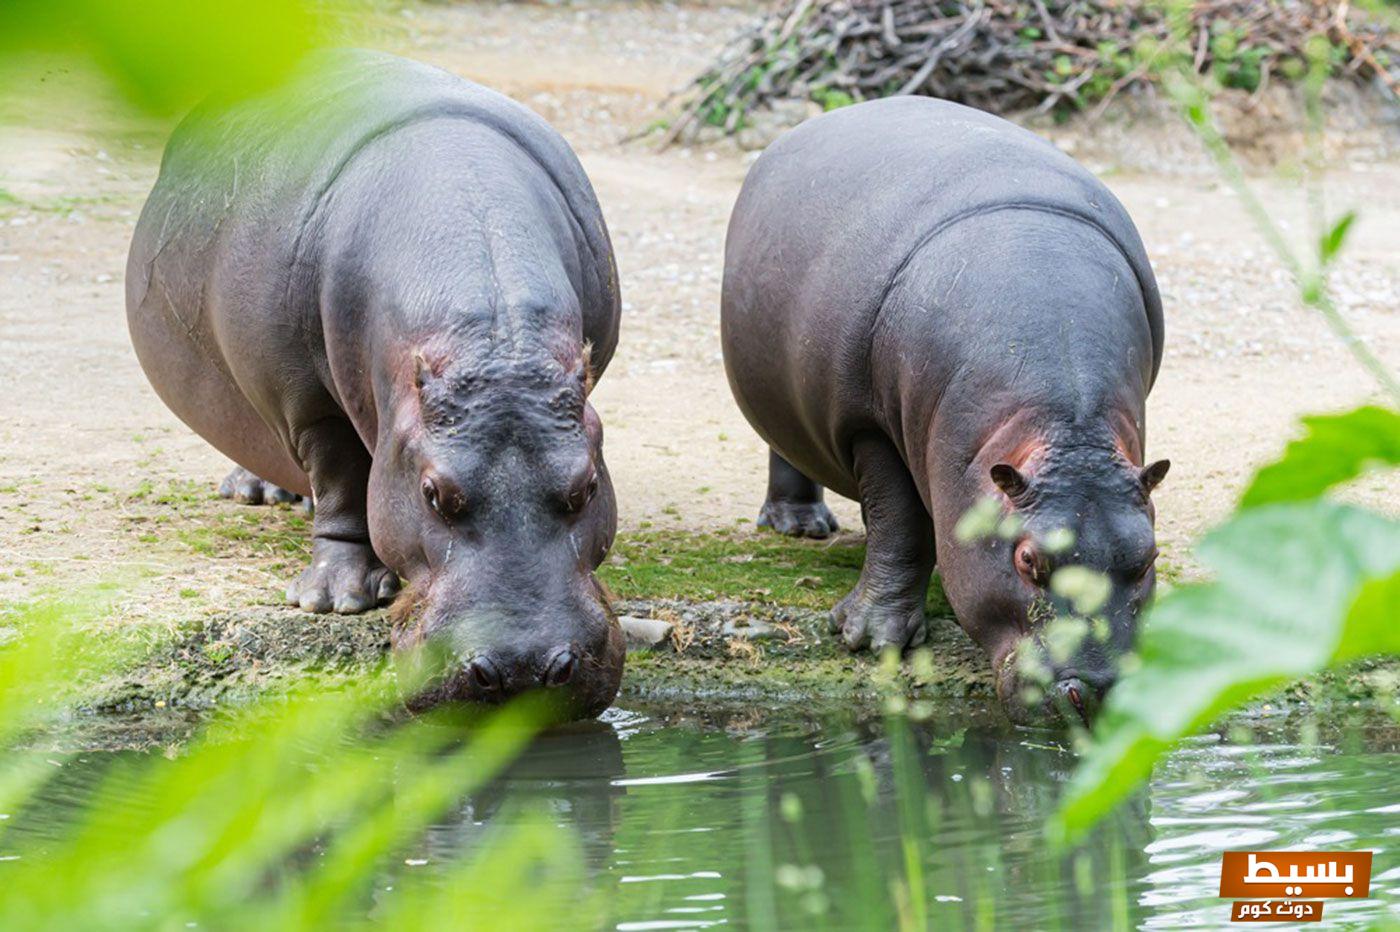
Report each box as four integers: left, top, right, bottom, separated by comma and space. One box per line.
77, 589, 1397, 731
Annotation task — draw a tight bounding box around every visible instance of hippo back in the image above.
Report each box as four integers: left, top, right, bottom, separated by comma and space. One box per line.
722, 97, 1162, 488
727, 96, 1160, 370
127, 49, 619, 369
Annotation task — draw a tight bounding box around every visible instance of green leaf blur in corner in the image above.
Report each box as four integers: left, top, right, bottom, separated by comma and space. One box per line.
0, 599, 584, 930
1054, 408, 1400, 842
0, 0, 333, 114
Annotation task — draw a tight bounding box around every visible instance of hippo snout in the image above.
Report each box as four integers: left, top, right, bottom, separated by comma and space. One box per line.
995, 644, 1117, 729
394, 593, 625, 720
460, 645, 581, 702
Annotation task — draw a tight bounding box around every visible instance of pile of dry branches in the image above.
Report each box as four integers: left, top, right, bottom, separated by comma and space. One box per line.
664, 0, 1400, 144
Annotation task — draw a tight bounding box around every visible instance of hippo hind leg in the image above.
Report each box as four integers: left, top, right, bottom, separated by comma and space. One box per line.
828, 434, 933, 653
218, 465, 305, 508
758, 450, 839, 539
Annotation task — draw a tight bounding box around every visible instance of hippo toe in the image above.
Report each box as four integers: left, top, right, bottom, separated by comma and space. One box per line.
219, 466, 303, 507
758, 499, 839, 539
828, 581, 927, 653
755, 450, 839, 538
286, 538, 399, 614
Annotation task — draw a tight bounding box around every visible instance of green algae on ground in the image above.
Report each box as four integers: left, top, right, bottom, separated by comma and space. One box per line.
87, 608, 394, 713
601, 528, 950, 614
74, 483, 1399, 718
86, 482, 991, 711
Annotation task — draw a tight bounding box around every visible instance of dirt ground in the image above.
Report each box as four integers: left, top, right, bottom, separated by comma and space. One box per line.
1, 1, 1397, 626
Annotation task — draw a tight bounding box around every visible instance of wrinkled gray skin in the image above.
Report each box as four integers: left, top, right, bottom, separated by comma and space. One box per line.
127, 51, 624, 717
722, 98, 1169, 725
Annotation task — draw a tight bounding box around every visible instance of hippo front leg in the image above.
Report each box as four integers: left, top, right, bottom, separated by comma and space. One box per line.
287, 419, 399, 614
758, 450, 839, 539
829, 435, 933, 652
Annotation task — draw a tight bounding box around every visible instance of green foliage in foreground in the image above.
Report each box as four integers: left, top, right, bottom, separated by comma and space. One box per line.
0, 0, 336, 114
1055, 406, 1400, 841
0, 601, 588, 931
1240, 406, 1400, 508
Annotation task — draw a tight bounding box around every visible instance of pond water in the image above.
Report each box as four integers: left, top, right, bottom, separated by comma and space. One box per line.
9, 702, 1400, 929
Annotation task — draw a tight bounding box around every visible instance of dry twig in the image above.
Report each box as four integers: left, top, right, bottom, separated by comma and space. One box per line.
664, 0, 1400, 143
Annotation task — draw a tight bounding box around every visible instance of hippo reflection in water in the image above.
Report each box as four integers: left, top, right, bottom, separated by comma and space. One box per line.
126, 51, 624, 717
722, 98, 1170, 725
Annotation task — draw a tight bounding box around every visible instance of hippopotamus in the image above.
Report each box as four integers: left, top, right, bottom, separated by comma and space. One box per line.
721, 97, 1169, 724
126, 50, 623, 717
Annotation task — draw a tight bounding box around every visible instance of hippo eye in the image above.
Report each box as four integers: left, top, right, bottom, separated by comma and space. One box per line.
421, 477, 441, 514
563, 472, 598, 514
1014, 540, 1050, 588
1135, 548, 1160, 583
421, 476, 463, 520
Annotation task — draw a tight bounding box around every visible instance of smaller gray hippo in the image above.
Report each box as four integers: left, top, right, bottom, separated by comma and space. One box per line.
722, 97, 1169, 724
126, 51, 623, 717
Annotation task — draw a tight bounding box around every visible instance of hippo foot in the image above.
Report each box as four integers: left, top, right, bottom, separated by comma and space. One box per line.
828, 584, 926, 653
287, 538, 400, 614
219, 466, 302, 507
757, 499, 839, 539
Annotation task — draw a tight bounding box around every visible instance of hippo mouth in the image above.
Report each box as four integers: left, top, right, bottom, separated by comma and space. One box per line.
387, 578, 625, 721
993, 642, 1103, 729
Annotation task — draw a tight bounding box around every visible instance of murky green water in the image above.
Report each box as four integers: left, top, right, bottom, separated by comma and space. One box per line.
8, 703, 1399, 929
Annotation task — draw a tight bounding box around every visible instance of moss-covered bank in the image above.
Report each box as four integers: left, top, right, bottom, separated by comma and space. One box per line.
3, 481, 1389, 721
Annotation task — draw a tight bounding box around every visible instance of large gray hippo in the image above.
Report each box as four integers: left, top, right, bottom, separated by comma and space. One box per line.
722, 97, 1169, 723
126, 50, 623, 717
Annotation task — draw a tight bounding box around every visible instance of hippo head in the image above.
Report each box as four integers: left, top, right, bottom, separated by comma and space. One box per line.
938, 440, 1169, 727
367, 344, 623, 720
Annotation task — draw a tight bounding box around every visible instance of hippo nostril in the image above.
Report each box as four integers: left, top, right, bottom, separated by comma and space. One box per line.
1053, 677, 1097, 729
543, 648, 578, 688
468, 655, 502, 693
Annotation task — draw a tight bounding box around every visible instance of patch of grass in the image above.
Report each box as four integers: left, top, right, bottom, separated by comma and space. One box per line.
202, 640, 235, 664
0, 189, 134, 215
151, 478, 214, 508
116, 478, 310, 562
601, 529, 950, 616
176, 510, 310, 561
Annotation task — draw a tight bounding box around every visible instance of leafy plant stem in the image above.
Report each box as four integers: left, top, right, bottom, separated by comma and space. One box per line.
1165, 71, 1400, 405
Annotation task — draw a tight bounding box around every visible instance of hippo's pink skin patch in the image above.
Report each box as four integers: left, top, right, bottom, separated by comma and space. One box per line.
972, 406, 1146, 500
970, 410, 1050, 498
1108, 408, 1144, 466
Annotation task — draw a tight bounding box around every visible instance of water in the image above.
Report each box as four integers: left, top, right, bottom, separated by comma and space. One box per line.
7, 702, 1399, 929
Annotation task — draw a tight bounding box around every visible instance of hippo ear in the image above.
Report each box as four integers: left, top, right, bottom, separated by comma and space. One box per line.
990, 463, 1029, 500
579, 341, 596, 395
413, 353, 432, 390
1140, 459, 1171, 493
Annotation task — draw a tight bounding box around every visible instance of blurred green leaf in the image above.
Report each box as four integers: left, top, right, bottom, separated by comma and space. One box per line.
1240, 406, 1400, 508
1053, 500, 1400, 842
0, 0, 336, 113
1319, 210, 1357, 265
1334, 569, 1400, 664
0, 598, 555, 930
0, 596, 129, 747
